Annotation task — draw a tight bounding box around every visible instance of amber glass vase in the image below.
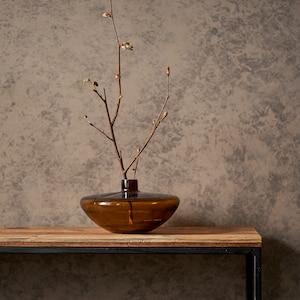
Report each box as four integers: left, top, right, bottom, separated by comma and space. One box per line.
80, 179, 180, 233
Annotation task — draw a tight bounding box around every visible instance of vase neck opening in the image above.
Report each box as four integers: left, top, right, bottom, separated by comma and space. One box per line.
121, 179, 138, 193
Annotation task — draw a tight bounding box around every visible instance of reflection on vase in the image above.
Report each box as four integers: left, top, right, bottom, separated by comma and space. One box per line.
80, 179, 180, 233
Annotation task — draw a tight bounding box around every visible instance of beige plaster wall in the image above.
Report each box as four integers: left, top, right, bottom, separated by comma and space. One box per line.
0, 0, 299, 299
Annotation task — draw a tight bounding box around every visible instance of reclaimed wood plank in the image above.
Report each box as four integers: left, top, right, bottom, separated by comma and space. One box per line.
0, 227, 262, 248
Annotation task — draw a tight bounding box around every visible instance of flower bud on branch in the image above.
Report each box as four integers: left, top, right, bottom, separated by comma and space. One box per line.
166, 66, 170, 76
120, 42, 133, 51
102, 12, 111, 18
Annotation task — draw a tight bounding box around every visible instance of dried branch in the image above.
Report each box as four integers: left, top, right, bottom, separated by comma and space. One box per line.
83, 0, 171, 180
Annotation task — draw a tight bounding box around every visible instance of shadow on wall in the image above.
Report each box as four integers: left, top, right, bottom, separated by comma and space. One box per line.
171, 218, 300, 300
262, 238, 300, 300
0, 242, 299, 300
0, 253, 246, 300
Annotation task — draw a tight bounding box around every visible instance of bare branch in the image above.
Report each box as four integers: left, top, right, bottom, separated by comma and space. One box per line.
83, 115, 113, 141
84, 0, 171, 180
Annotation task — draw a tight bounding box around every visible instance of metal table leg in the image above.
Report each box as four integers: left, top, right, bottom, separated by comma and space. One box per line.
246, 248, 262, 300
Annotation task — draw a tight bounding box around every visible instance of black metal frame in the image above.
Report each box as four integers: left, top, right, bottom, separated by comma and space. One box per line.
0, 246, 261, 300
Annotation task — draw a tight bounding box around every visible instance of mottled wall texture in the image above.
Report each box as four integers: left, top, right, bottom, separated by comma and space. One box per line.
0, 0, 299, 299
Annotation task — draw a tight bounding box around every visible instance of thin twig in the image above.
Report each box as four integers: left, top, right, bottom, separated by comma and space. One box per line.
109, 0, 120, 45
102, 88, 126, 175
83, 115, 113, 141
110, 0, 122, 126
123, 68, 170, 178
132, 148, 140, 179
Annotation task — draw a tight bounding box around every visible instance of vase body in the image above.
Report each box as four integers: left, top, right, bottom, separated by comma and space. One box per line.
80, 179, 180, 233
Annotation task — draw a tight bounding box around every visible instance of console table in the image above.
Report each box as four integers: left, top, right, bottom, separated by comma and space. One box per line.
0, 226, 262, 300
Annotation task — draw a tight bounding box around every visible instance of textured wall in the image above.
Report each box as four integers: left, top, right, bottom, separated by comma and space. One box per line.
0, 0, 299, 299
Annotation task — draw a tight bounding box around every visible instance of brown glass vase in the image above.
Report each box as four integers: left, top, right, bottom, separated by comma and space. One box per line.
80, 179, 180, 233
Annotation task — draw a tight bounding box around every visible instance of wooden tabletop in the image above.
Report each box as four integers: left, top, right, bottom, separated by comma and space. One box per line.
0, 226, 262, 248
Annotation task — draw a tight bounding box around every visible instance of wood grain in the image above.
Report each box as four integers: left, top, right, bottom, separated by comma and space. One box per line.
0, 227, 262, 248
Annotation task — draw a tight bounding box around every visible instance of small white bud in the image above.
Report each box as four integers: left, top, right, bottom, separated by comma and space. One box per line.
120, 42, 133, 51
102, 12, 111, 18
166, 66, 170, 75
